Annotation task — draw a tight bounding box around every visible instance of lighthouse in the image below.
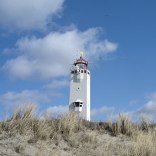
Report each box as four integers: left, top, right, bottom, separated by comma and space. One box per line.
69, 53, 90, 121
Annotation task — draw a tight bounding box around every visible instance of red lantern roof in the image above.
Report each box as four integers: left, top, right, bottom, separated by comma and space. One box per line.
74, 56, 88, 68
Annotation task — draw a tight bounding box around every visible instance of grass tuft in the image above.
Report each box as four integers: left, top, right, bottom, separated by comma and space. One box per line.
0, 105, 156, 156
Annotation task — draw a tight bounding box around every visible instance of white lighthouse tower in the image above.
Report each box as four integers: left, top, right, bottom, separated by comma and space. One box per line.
69, 53, 90, 121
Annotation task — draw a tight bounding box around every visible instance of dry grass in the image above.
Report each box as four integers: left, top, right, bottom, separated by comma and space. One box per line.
0, 105, 156, 156
119, 130, 156, 156
132, 130, 156, 156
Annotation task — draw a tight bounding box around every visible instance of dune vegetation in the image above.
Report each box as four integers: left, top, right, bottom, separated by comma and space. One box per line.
0, 105, 156, 156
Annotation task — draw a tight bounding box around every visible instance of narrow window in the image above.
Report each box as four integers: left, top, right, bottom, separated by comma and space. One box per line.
74, 102, 80, 107
84, 70, 86, 73
81, 70, 83, 73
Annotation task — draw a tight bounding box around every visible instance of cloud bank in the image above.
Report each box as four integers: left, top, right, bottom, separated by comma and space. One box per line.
91, 106, 114, 117
45, 105, 68, 117
0, 90, 49, 109
135, 93, 156, 119
126, 92, 156, 121
0, 0, 64, 30
3, 28, 118, 80
44, 79, 68, 89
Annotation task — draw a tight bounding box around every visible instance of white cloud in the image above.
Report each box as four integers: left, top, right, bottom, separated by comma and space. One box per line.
136, 101, 156, 116
134, 94, 156, 120
126, 92, 156, 121
44, 79, 68, 89
45, 105, 115, 119
91, 106, 114, 117
3, 28, 118, 80
45, 105, 68, 117
0, 90, 49, 110
0, 0, 64, 30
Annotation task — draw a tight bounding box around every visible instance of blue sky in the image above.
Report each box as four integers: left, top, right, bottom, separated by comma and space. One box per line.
0, 0, 156, 121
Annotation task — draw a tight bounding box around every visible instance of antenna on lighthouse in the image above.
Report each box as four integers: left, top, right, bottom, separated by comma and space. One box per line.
80, 51, 84, 58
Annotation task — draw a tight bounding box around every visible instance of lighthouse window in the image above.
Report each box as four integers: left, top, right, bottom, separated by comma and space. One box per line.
84, 70, 86, 73
74, 102, 80, 107
74, 102, 83, 107
81, 70, 83, 73
88, 72, 90, 75
75, 70, 77, 73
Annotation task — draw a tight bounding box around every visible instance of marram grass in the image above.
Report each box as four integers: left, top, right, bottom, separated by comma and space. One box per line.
0, 105, 156, 156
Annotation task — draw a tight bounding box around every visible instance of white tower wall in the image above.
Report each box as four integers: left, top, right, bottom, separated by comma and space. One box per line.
69, 56, 90, 121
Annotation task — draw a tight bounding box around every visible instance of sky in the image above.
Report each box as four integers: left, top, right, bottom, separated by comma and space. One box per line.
0, 0, 156, 121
